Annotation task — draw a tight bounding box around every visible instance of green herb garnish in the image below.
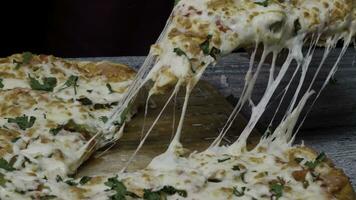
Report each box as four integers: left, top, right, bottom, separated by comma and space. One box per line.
28, 75, 57, 92
209, 47, 221, 60
173, 48, 196, 73
0, 158, 15, 171
77, 97, 93, 105
14, 52, 33, 70
56, 175, 63, 182
79, 176, 92, 185
100, 116, 109, 123
233, 186, 246, 197
200, 35, 212, 55
65, 179, 77, 186
11, 137, 21, 143
218, 157, 231, 163
0, 79, 4, 89
7, 115, 36, 130
270, 183, 284, 199
0, 173, 6, 186
255, 0, 269, 7
294, 157, 304, 164
143, 186, 187, 200
105, 176, 139, 200
40, 195, 57, 200
50, 125, 64, 136
59, 75, 79, 94
240, 172, 247, 184
106, 83, 114, 94
304, 152, 326, 170
232, 165, 241, 171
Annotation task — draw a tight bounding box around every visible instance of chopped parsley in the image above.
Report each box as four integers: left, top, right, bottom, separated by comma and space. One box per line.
40, 195, 57, 200
173, 48, 196, 73
294, 19, 301, 35
77, 97, 93, 105
304, 152, 326, 170
209, 47, 221, 60
240, 172, 247, 184
106, 83, 114, 94
79, 176, 92, 185
7, 115, 36, 130
105, 176, 139, 199
200, 35, 212, 55
270, 183, 284, 199
143, 186, 187, 200
56, 175, 63, 182
100, 116, 109, 123
14, 52, 33, 70
218, 157, 231, 163
11, 137, 21, 143
0, 173, 6, 186
233, 186, 246, 197
0, 158, 15, 171
65, 179, 78, 186
28, 75, 57, 92
0, 78, 3, 89
59, 75, 79, 94
50, 125, 64, 136
255, 0, 269, 7
294, 157, 304, 164
232, 165, 240, 171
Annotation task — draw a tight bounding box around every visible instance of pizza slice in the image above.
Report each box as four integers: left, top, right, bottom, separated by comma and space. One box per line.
146, 0, 355, 94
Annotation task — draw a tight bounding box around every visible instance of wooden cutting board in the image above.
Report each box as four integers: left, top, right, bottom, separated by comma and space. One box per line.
77, 81, 260, 177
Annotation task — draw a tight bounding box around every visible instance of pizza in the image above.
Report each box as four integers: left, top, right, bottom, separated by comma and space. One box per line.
1, 0, 356, 199
0, 53, 139, 199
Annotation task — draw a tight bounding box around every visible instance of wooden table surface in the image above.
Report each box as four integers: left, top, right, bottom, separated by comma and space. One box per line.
74, 47, 356, 188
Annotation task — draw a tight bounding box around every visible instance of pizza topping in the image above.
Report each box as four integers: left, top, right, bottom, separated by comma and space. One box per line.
0, 79, 4, 89
59, 75, 79, 95
105, 176, 138, 199
77, 97, 93, 106
79, 176, 92, 185
269, 182, 284, 199
143, 186, 187, 200
232, 186, 246, 197
49, 125, 64, 136
14, 52, 33, 70
7, 115, 36, 130
28, 75, 57, 92
0, 158, 15, 171
106, 83, 114, 94
304, 152, 326, 170
173, 48, 195, 73
254, 0, 269, 7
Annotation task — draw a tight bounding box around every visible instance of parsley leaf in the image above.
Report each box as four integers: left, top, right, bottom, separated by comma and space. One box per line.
8, 115, 36, 130
200, 35, 212, 55
294, 157, 304, 164
255, 0, 269, 7
143, 186, 187, 200
50, 125, 64, 136
270, 183, 284, 199
100, 116, 109, 123
233, 186, 246, 197
40, 195, 57, 200
77, 97, 93, 105
232, 165, 241, 171
105, 176, 138, 200
0, 78, 4, 89
218, 157, 231, 163
14, 52, 33, 70
28, 75, 57, 92
59, 75, 79, 95
160, 186, 187, 197
0, 173, 6, 186
65, 179, 77, 186
240, 172, 247, 184
56, 175, 63, 182
106, 83, 114, 94
173, 48, 196, 73
0, 158, 15, 171
209, 47, 221, 60
79, 176, 92, 185
304, 152, 326, 170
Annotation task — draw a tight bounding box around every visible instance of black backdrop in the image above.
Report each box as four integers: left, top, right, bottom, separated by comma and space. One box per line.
0, 0, 173, 57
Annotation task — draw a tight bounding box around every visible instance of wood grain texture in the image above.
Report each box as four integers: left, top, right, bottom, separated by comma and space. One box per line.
74, 47, 356, 188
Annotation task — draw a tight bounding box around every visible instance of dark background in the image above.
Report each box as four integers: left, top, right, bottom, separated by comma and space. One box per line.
0, 0, 173, 57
